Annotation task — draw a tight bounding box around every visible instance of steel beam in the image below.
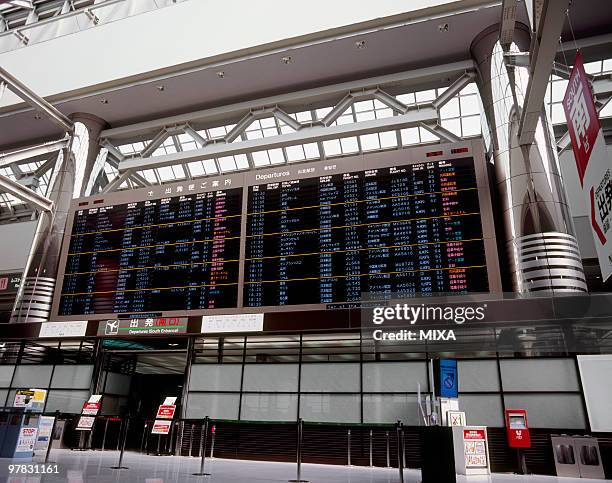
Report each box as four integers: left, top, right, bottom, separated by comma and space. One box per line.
499, 0, 518, 47
100, 169, 133, 194
0, 138, 68, 168
0, 173, 53, 211
120, 107, 438, 172
104, 156, 148, 188
419, 123, 462, 143
2, 1, 34, 8
100, 61, 475, 142
0, 66, 73, 133
517, 0, 571, 146
432, 72, 476, 110
273, 108, 302, 131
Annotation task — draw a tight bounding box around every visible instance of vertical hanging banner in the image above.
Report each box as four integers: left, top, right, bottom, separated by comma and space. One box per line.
564, 52, 612, 281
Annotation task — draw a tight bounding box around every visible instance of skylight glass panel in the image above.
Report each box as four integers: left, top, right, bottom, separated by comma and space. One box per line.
235, 154, 249, 169
140, 169, 158, 183
187, 161, 206, 177
286, 145, 306, 162
218, 156, 237, 171
207, 124, 235, 138
252, 151, 270, 167
340, 137, 359, 153
203, 159, 218, 174
396, 93, 416, 105
294, 111, 313, 122
379, 130, 398, 148
268, 148, 285, 164
322, 139, 342, 157
440, 97, 460, 118
419, 127, 438, 143
156, 166, 175, 181
315, 107, 333, 120
460, 94, 480, 116
177, 133, 198, 152
415, 89, 436, 102
442, 118, 462, 136
360, 133, 381, 151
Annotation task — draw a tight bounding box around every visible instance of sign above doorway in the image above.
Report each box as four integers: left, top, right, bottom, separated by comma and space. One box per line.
97, 317, 188, 337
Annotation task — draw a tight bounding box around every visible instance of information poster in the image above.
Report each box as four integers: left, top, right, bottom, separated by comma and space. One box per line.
76, 416, 95, 431
463, 429, 488, 468
151, 420, 171, 435
16, 427, 38, 453
35, 416, 55, 451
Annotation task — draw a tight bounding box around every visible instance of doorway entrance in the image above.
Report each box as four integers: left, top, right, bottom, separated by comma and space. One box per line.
96, 338, 188, 452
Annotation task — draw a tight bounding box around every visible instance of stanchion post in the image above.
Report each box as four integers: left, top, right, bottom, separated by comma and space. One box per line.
347, 429, 351, 466
111, 416, 130, 470
386, 431, 390, 468
168, 420, 176, 454
192, 416, 210, 476
44, 411, 60, 464
402, 423, 406, 469
369, 429, 373, 467
210, 425, 216, 459
101, 418, 110, 451
289, 418, 307, 482
396, 422, 404, 483
189, 423, 195, 456
140, 421, 148, 453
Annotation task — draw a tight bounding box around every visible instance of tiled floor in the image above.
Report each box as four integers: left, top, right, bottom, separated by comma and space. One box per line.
0, 450, 606, 482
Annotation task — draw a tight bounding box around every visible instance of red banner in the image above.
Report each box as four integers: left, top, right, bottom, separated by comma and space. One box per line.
563, 51, 601, 185
156, 405, 176, 419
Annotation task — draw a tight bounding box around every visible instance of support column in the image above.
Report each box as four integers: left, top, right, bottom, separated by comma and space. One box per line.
11, 114, 107, 323
471, 24, 587, 293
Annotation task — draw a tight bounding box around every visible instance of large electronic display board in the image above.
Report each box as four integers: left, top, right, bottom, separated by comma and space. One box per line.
58, 188, 242, 316
52, 141, 501, 320
244, 157, 487, 307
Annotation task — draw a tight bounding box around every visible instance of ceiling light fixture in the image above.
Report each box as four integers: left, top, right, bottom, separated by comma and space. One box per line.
100, 98, 109, 104
355, 40, 366, 49
438, 23, 449, 33
217, 71, 225, 79
34, 113, 42, 120
157, 85, 166, 92
281, 55, 294, 65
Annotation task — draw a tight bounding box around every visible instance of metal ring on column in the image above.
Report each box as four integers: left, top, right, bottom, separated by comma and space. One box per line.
10, 276, 56, 322
515, 232, 587, 292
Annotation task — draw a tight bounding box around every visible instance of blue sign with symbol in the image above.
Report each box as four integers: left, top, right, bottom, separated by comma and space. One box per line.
439, 359, 458, 398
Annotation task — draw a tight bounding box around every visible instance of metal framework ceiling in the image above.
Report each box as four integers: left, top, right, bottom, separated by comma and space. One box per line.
2, 0, 612, 219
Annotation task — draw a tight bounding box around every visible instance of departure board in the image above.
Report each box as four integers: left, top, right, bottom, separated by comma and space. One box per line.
58, 188, 242, 316
244, 157, 489, 307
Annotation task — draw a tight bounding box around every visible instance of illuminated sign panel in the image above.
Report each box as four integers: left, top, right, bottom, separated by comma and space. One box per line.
244, 158, 488, 307
52, 142, 500, 320
59, 189, 242, 315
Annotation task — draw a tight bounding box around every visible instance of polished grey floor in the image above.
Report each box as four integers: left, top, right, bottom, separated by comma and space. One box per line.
0, 450, 606, 482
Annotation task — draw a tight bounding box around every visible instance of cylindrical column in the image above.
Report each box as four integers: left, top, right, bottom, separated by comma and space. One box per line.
11, 114, 107, 323
471, 24, 587, 293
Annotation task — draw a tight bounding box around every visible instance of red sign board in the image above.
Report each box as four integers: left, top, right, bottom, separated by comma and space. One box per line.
563, 52, 601, 184
156, 405, 176, 419
151, 419, 172, 435
563, 51, 612, 281
505, 409, 531, 448
463, 429, 486, 440
82, 402, 101, 416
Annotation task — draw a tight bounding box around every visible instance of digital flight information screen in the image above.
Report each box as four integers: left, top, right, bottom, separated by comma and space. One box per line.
58, 188, 242, 316
244, 157, 489, 307
53, 142, 500, 319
